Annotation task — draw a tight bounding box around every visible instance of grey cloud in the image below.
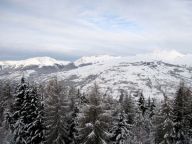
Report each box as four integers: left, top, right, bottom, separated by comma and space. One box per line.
0, 0, 192, 60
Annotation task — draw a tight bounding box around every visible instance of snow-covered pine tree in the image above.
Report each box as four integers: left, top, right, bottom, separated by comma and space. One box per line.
0, 80, 15, 144
44, 78, 71, 144
7, 77, 29, 144
171, 84, 188, 144
22, 85, 45, 144
184, 88, 192, 142
0, 80, 9, 144
7, 77, 45, 144
110, 91, 135, 144
138, 92, 147, 117
122, 93, 135, 125
119, 90, 124, 104
146, 97, 156, 144
154, 94, 174, 144
148, 98, 156, 119
132, 92, 150, 144
111, 109, 133, 144
0, 80, 13, 127
181, 86, 192, 143
80, 92, 88, 105
103, 91, 117, 125
68, 86, 79, 144
76, 83, 112, 144
146, 97, 154, 119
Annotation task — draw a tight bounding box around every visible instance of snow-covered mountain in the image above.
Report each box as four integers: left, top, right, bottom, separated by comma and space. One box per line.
74, 55, 121, 66
0, 57, 70, 69
0, 54, 192, 99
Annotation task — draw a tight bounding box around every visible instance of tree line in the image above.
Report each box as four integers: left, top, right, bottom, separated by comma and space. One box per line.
0, 77, 192, 144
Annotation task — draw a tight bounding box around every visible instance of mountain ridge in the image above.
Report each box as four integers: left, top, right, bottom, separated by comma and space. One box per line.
0, 54, 192, 99
0, 56, 71, 69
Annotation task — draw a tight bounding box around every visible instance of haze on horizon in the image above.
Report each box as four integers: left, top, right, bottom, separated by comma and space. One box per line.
0, 0, 192, 60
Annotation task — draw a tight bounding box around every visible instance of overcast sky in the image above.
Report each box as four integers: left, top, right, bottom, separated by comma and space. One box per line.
0, 0, 192, 60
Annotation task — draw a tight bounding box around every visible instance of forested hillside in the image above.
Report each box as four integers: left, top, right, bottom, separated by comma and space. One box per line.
0, 77, 192, 144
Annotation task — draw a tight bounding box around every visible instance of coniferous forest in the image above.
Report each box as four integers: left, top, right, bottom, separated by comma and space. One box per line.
0, 77, 192, 144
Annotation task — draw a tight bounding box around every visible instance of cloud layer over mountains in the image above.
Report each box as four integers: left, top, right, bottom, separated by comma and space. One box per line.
0, 0, 192, 60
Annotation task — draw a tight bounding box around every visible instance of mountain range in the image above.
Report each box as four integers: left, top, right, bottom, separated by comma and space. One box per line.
0, 53, 192, 99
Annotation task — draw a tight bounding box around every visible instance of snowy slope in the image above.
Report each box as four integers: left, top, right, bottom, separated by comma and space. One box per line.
41, 57, 192, 100
65, 52, 192, 99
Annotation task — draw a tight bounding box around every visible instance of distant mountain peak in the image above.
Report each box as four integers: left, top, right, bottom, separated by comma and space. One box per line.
74, 55, 121, 66
0, 57, 71, 68
150, 50, 184, 61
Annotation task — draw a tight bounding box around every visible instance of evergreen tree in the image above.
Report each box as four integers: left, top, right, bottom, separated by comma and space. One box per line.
0, 80, 15, 144
111, 110, 133, 144
68, 86, 79, 144
132, 92, 150, 144
0, 80, 13, 127
7, 78, 45, 144
181, 87, 192, 142
110, 91, 135, 143
77, 83, 112, 144
23, 86, 45, 144
146, 97, 156, 119
184, 88, 192, 142
80, 92, 88, 105
122, 93, 135, 125
156, 95, 173, 144
171, 84, 191, 144
163, 98, 172, 144
44, 78, 71, 144
8, 77, 29, 144
119, 90, 124, 104
0, 80, 7, 143
146, 98, 156, 144
138, 92, 147, 116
